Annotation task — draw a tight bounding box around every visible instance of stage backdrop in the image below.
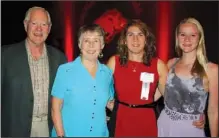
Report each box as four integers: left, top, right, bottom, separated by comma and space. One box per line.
2, 1, 218, 64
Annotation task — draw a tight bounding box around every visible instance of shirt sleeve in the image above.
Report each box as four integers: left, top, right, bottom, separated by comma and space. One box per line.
108, 75, 115, 101
51, 65, 66, 99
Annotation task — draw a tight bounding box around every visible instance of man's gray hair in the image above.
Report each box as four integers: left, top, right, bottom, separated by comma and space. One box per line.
24, 6, 52, 25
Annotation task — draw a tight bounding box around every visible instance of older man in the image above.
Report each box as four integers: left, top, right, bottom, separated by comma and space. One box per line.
2, 6, 67, 137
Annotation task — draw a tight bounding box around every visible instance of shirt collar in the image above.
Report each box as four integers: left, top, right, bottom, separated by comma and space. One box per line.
76, 56, 104, 72
25, 39, 47, 59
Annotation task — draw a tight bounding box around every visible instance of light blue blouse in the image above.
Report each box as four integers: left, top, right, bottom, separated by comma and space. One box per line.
51, 56, 114, 137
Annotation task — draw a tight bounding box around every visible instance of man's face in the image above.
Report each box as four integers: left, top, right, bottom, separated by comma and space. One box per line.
24, 9, 51, 46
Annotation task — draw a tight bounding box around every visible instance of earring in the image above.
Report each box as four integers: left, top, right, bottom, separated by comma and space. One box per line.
98, 52, 103, 58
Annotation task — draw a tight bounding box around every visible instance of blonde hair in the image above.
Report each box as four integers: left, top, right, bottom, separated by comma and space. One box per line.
175, 17, 208, 79
24, 6, 52, 25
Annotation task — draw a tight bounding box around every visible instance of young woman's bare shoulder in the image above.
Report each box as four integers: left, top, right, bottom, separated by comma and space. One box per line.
107, 55, 117, 73
207, 62, 218, 75
167, 58, 178, 69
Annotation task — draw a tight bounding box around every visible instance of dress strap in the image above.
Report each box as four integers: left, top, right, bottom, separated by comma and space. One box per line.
170, 58, 180, 73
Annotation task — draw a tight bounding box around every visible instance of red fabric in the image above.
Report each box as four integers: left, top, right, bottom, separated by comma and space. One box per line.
94, 9, 127, 43
114, 56, 159, 137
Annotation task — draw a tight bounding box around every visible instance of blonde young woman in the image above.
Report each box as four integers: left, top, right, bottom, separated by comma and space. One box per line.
157, 18, 218, 137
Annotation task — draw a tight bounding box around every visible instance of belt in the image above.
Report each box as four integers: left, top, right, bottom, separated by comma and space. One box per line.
32, 115, 48, 122
117, 100, 156, 108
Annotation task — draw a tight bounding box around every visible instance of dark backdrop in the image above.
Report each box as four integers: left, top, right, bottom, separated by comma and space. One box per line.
2, 1, 218, 64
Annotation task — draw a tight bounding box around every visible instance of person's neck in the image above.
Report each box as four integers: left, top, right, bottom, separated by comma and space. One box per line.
180, 52, 196, 65
26, 39, 44, 60
81, 56, 97, 70
128, 52, 144, 62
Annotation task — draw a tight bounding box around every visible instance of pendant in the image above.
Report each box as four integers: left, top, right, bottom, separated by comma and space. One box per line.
131, 63, 137, 72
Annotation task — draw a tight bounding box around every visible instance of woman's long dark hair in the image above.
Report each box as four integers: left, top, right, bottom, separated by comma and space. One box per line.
117, 19, 156, 66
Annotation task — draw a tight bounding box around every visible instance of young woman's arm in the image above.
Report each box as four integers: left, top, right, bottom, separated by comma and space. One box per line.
107, 55, 116, 73
154, 58, 176, 101
157, 59, 168, 96
207, 63, 218, 137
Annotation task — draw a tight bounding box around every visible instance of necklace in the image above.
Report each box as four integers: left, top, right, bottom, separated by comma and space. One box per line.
131, 63, 138, 72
